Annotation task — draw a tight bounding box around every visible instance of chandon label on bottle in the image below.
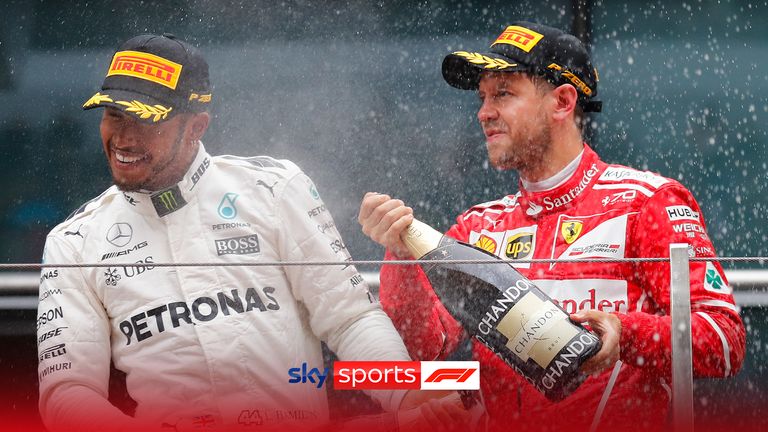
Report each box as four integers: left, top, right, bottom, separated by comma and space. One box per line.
499, 294, 577, 367
477, 279, 533, 336
541, 333, 599, 390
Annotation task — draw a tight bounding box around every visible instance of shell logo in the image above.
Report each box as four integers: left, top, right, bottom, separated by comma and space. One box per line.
474, 235, 498, 254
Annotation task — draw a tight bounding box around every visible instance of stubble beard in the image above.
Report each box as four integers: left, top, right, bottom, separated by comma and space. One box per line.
489, 116, 552, 174
111, 120, 189, 192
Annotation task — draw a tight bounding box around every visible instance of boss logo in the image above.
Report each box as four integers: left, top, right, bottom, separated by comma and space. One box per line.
215, 234, 260, 256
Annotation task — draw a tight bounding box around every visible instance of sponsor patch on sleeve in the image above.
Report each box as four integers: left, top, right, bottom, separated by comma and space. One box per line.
666, 205, 700, 222
703, 261, 731, 294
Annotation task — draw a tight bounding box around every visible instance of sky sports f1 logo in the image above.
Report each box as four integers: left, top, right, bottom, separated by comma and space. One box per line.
288, 361, 479, 390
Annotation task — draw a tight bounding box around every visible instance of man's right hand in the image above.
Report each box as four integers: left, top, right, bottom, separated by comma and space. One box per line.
358, 192, 414, 258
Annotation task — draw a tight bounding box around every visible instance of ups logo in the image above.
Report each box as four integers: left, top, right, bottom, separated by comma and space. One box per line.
505, 232, 534, 259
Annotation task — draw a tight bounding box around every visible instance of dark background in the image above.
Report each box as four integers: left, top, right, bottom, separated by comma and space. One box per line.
0, 0, 766, 430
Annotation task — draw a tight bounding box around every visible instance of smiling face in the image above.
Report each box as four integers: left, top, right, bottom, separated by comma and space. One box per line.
100, 108, 204, 191
477, 72, 554, 176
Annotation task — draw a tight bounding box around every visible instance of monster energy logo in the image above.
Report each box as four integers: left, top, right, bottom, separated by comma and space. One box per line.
159, 192, 177, 209
151, 185, 188, 217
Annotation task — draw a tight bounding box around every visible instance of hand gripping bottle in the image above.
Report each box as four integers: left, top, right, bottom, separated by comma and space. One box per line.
401, 218, 602, 401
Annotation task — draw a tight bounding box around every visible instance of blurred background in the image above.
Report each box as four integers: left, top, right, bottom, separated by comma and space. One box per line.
0, 0, 765, 430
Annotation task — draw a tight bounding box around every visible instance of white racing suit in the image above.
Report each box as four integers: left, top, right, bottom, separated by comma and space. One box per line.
37, 143, 410, 431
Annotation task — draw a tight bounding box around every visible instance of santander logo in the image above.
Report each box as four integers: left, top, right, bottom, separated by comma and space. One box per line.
525, 164, 599, 216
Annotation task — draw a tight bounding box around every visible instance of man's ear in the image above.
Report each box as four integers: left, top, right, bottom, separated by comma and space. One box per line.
188, 112, 210, 141
551, 84, 578, 121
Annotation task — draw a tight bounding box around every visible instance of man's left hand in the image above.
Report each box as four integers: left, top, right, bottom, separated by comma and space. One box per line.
570, 310, 622, 375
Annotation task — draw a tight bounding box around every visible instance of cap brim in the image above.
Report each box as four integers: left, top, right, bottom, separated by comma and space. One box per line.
82, 89, 176, 123
442, 51, 527, 90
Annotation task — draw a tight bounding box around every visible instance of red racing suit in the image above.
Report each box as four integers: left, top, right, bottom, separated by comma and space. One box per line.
380, 144, 745, 432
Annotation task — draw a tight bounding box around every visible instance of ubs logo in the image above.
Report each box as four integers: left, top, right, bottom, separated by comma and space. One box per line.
104, 257, 155, 286
106, 223, 133, 247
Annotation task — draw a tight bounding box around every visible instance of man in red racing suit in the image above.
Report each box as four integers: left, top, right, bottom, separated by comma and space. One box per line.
378, 144, 744, 431
359, 22, 745, 432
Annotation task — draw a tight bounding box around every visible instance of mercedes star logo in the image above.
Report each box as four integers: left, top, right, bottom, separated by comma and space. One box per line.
106, 223, 133, 247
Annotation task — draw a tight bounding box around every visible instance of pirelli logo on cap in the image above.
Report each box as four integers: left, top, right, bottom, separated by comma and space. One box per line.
492, 26, 544, 52
107, 50, 183, 90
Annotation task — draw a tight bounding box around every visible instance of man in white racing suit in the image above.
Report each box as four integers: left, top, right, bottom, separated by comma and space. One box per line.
37, 33, 464, 432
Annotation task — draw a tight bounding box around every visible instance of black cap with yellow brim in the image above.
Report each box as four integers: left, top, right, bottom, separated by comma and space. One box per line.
83, 33, 212, 123
442, 22, 602, 112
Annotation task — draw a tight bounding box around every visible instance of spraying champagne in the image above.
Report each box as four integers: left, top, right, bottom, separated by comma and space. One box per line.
401, 218, 601, 401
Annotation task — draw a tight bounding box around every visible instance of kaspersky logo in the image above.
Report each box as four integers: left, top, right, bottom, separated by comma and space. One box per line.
151, 185, 188, 217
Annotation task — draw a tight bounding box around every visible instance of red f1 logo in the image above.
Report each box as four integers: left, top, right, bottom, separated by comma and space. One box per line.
424, 368, 476, 383
421, 361, 480, 390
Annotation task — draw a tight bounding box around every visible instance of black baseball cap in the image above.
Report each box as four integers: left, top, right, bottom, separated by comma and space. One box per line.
83, 33, 212, 122
442, 22, 602, 112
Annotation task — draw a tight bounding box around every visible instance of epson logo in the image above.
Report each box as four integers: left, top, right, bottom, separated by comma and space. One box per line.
37, 306, 64, 330
215, 235, 260, 256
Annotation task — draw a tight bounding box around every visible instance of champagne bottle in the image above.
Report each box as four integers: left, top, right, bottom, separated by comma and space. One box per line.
401, 218, 602, 402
